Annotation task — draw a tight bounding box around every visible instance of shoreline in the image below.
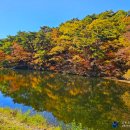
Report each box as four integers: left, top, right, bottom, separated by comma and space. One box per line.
0, 67, 130, 84
0, 107, 83, 130
104, 77, 130, 84
0, 107, 60, 130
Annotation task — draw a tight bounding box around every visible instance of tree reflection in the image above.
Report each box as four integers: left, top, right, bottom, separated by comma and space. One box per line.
0, 69, 130, 130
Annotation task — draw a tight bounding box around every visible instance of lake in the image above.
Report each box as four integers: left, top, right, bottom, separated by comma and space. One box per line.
0, 69, 130, 130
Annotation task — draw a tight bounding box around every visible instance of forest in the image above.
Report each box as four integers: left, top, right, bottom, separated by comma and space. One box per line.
0, 10, 130, 79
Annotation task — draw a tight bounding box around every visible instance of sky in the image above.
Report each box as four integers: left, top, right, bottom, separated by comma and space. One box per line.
0, 0, 130, 39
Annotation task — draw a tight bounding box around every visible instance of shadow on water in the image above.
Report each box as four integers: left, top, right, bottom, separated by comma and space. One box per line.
0, 69, 130, 130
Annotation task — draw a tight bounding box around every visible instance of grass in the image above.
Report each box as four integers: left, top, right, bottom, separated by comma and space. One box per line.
0, 107, 84, 130
0, 107, 61, 130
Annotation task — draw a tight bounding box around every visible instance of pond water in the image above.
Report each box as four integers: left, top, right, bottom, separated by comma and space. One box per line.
0, 69, 130, 130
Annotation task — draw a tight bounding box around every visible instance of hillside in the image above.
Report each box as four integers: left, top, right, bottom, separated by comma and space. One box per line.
0, 10, 130, 78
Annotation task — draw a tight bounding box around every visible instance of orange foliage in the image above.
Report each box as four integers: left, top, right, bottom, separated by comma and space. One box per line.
0, 50, 5, 62
51, 28, 60, 44
11, 42, 32, 62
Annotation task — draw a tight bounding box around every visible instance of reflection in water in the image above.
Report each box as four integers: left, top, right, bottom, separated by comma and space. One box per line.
0, 69, 130, 130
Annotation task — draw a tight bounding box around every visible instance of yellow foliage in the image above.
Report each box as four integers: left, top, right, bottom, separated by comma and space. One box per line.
124, 70, 130, 80
72, 55, 84, 63
59, 21, 81, 36
48, 46, 64, 55
119, 36, 130, 46
123, 16, 130, 25
121, 92, 130, 108
88, 19, 111, 31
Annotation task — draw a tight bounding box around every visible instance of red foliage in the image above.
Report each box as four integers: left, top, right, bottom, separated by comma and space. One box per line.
11, 42, 32, 62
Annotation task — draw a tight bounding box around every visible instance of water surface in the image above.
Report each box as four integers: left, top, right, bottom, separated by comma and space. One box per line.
0, 69, 130, 130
